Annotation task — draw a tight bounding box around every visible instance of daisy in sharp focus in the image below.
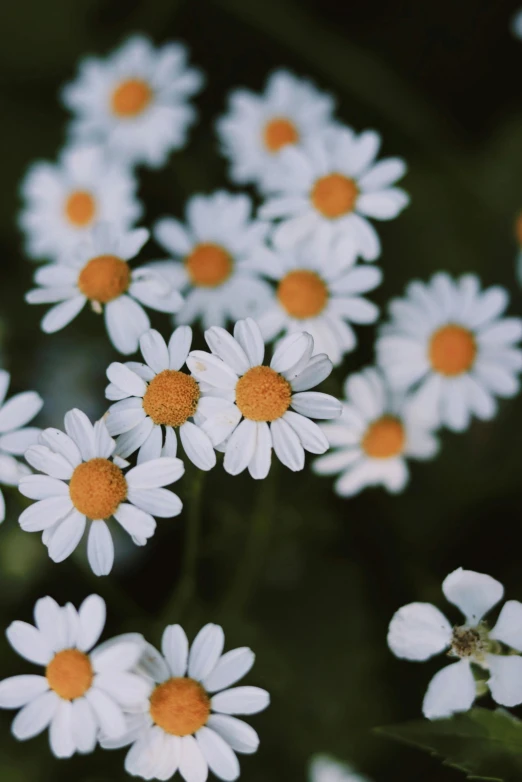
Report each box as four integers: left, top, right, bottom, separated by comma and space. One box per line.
187, 318, 342, 478
376, 272, 522, 432
313, 367, 439, 497
105, 327, 216, 471
216, 69, 335, 192
102, 622, 269, 782
61, 35, 204, 169
309, 755, 372, 782
388, 567, 522, 719
153, 191, 273, 329
0, 594, 149, 757
25, 223, 183, 355
259, 125, 409, 253
19, 144, 142, 262
18, 408, 184, 576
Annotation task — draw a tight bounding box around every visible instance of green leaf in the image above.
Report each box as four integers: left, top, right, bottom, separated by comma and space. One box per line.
375, 708, 522, 781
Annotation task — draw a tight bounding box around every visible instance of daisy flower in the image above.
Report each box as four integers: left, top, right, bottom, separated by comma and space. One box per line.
19, 144, 142, 262
313, 368, 438, 496
18, 408, 184, 576
103, 622, 269, 782
0, 594, 149, 757
309, 755, 371, 782
153, 192, 273, 329
376, 273, 522, 432
25, 224, 183, 355
216, 69, 335, 192
105, 327, 216, 471
388, 567, 522, 719
186, 318, 342, 478
259, 125, 409, 252
0, 370, 43, 522
61, 35, 204, 169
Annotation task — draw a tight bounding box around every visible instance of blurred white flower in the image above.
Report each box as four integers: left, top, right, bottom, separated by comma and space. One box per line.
309, 755, 372, 782
511, 9, 522, 38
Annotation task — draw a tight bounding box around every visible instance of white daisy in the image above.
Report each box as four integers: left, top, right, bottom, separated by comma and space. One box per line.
259, 125, 409, 253
0, 594, 149, 757
61, 35, 204, 169
388, 567, 522, 719
25, 223, 183, 355
309, 755, 371, 782
313, 367, 438, 497
105, 327, 216, 471
18, 408, 184, 576
186, 318, 342, 478
376, 272, 522, 432
103, 622, 269, 782
216, 69, 335, 192
153, 191, 273, 329
0, 370, 43, 523
19, 144, 142, 262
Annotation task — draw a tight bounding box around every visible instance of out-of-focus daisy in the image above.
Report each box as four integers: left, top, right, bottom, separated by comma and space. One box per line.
187, 318, 342, 478
259, 125, 409, 252
105, 327, 216, 471
0, 594, 148, 757
153, 192, 273, 329
388, 567, 522, 719
309, 755, 372, 782
313, 368, 438, 496
61, 35, 204, 169
19, 144, 142, 262
376, 273, 522, 432
216, 69, 335, 192
511, 9, 522, 38
18, 408, 184, 576
103, 622, 269, 782
25, 224, 183, 355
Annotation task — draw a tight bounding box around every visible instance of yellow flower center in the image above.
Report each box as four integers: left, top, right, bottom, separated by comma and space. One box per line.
311, 174, 358, 219
185, 243, 233, 288
64, 190, 97, 227
429, 324, 477, 376
277, 270, 328, 319
362, 416, 405, 459
143, 370, 201, 427
150, 677, 211, 736
69, 458, 127, 519
111, 78, 152, 117
46, 649, 93, 700
235, 365, 292, 422
263, 117, 299, 152
77, 254, 131, 304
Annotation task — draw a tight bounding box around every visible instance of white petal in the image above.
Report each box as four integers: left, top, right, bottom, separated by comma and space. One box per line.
180, 422, 216, 471
93, 419, 115, 459
290, 392, 342, 420
77, 594, 106, 652
270, 332, 313, 375
24, 445, 74, 479
71, 697, 97, 754
41, 296, 86, 333
92, 639, 142, 674
140, 329, 170, 373
196, 727, 240, 781
137, 424, 163, 464
179, 734, 209, 782
114, 503, 156, 540
283, 411, 329, 454
48, 511, 86, 562
0, 675, 49, 708
85, 688, 126, 739
223, 420, 256, 476
0, 427, 41, 455
490, 600, 522, 652
105, 296, 150, 356
203, 648, 255, 693
64, 408, 96, 461
19, 496, 74, 532
248, 422, 272, 480
155, 217, 192, 254
119, 228, 149, 261
422, 660, 476, 719
136, 641, 170, 683
0, 393, 42, 434
233, 318, 264, 367
205, 328, 250, 376
169, 326, 193, 370
211, 687, 270, 715
87, 520, 114, 576
114, 417, 154, 458
487, 654, 522, 707
34, 596, 68, 652
18, 475, 68, 500
38, 428, 82, 467
94, 672, 151, 708
270, 418, 304, 471
50, 700, 75, 758
12, 690, 59, 740
128, 487, 182, 518
107, 363, 147, 397
187, 351, 239, 390
290, 355, 333, 392
387, 602, 452, 660
442, 567, 504, 624
206, 715, 259, 755
126, 457, 184, 488
189, 624, 225, 681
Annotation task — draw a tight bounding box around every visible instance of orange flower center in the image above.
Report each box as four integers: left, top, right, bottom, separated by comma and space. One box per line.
64, 190, 96, 227
111, 78, 152, 117
235, 365, 292, 422
185, 243, 233, 288
69, 458, 127, 519
429, 324, 477, 376
78, 254, 131, 303
362, 416, 405, 459
277, 270, 328, 319
263, 117, 299, 152
46, 649, 93, 700
150, 677, 211, 736
143, 370, 200, 427
311, 174, 358, 219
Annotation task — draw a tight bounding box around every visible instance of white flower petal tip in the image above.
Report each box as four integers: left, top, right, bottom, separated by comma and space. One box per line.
422, 660, 476, 720
442, 568, 504, 624
387, 603, 452, 661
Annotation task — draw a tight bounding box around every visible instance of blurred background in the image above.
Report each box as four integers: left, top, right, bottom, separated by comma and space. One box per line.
1, 0, 522, 779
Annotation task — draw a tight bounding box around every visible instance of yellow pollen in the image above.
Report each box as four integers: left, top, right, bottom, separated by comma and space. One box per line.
311, 173, 358, 218
64, 190, 96, 227
236, 365, 292, 422
78, 254, 131, 304
263, 117, 299, 152
185, 243, 233, 288
46, 649, 93, 700
143, 370, 200, 427
111, 78, 152, 117
69, 458, 127, 519
277, 270, 328, 319
150, 677, 210, 736
515, 212, 522, 246
362, 416, 405, 459
429, 324, 477, 376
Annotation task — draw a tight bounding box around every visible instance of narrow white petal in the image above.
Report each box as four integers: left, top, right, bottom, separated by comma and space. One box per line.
107, 363, 147, 397
196, 727, 240, 781
41, 296, 86, 334
211, 686, 270, 715
48, 511, 86, 562
290, 355, 332, 392
203, 648, 255, 693
38, 428, 82, 467
50, 700, 75, 758
87, 520, 114, 577
92, 639, 143, 674
422, 660, 475, 719
126, 457, 185, 488
206, 715, 259, 755
283, 411, 329, 454
248, 422, 272, 480
137, 424, 163, 464
136, 641, 170, 683
94, 672, 151, 709
290, 391, 342, 420
0, 427, 41, 455
223, 419, 256, 476
114, 418, 154, 458
387, 602, 452, 660
187, 351, 238, 390
24, 445, 74, 480
71, 697, 97, 754
93, 419, 115, 459
163, 625, 189, 678
0, 675, 49, 708
12, 690, 59, 740
105, 296, 150, 356
442, 567, 504, 624
180, 422, 216, 471
77, 594, 106, 652
233, 318, 264, 367
205, 328, 250, 376
270, 418, 304, 471
270, 332, 313, 375
0, 392, 42, 433
18, 475, 68, 500
179, 734, 209, 782
168, 326, 193, 370
19, 496, 74, 532
64, 408, 96, 461
128, 487, 182, 518
140, 329, 170, 373
188, 624, 225, 681
85, 688, 126, 739
34, 596, 68, 652
114, 503, 156, 540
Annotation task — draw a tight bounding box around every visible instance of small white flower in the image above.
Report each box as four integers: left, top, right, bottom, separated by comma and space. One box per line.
18, 408, 184, 576
376, 273, 522, 432
313, 368, 438, 496
388, 567, 522, 719
216, 69, 335, 192
102, 622, 269, 782
259, 125, 409, 253
61, 35, 204, 169
187, 318, 342, 478
19, 144, 142, 262
25, 223, 183, 355
0, 594, 149, 757
153, 191, 273, 329
105, 327, 216, 471
309, 755, 372, 782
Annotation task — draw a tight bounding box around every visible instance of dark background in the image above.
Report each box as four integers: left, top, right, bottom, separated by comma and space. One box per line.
1, 0, 522, 780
